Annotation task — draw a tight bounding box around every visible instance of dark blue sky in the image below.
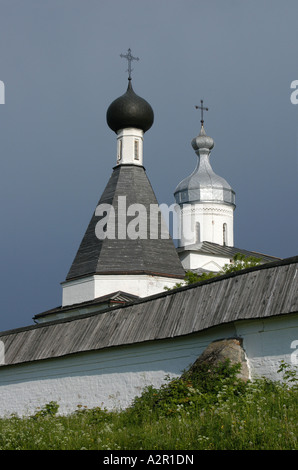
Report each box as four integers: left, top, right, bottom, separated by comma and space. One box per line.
0, 0, 297, 332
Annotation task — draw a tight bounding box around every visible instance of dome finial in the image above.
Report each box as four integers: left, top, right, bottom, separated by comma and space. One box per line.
192, 100, 214, 152
195, 99, 209, 127
120, 48, 139, 81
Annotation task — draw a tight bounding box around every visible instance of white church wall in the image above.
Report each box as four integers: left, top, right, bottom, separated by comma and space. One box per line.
178, 204, 234, 248
62, 274, 183, 306
62, 276, 95, 306
0, 314, 296, 417
179, 251, 231, 272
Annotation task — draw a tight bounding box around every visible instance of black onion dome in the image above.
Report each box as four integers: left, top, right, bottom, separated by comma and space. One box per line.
106, 80, 154, 133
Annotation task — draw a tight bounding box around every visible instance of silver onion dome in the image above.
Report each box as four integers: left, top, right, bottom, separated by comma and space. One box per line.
174, 125, 235, 207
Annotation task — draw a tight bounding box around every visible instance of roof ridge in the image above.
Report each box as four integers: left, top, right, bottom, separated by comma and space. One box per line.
0, 255, 298, 337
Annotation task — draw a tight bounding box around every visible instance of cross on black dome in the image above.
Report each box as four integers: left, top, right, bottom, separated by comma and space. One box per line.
106, 49, 154, 133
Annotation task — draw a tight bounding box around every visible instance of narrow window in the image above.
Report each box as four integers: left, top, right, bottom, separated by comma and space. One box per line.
223, 223, 227, 245
196, 222, 200, 243
117, 139, 122, 162
181, 191, 187, 202
134, 140, 139, 160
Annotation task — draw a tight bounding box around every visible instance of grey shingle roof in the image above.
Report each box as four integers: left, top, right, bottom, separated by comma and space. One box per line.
33, 291, 139, 322
1, 256, 297, 367
65, 164, 185, 281
177, 241, 280, 263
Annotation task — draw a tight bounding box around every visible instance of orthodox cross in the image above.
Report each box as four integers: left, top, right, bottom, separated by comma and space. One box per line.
120, 48, 139, 80
195, 100, 209, 125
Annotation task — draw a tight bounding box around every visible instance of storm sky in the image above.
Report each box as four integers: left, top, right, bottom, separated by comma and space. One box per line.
0, 0, 297, 331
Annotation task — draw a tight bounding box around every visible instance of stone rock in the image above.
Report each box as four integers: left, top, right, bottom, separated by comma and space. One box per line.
187, 338, 250, 382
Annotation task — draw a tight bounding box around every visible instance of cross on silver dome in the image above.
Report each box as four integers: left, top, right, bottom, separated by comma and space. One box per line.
195, 100, 209, 125
120, 48, 139, 80
174, 98, 235, 208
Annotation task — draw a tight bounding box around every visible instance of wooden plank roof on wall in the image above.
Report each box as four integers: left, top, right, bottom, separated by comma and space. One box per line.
0, 256, 297, 367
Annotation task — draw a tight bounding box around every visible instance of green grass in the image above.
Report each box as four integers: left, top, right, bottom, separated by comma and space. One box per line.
0, 360, 297, 450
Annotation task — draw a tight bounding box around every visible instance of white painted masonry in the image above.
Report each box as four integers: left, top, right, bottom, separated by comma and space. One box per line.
178, 250, 233, 272
116, 128, 144, 166
0, 313, 297, 417
178, 204, 234, 249
62, 274, 182, 306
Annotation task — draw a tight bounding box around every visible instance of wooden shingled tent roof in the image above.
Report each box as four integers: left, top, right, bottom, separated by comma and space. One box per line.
65, 164, 185, 281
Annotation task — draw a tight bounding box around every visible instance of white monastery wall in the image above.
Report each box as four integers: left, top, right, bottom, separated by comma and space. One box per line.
0, 314, 297, 417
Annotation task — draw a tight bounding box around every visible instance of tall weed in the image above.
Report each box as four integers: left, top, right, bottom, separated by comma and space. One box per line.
0, 360, 297, 450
